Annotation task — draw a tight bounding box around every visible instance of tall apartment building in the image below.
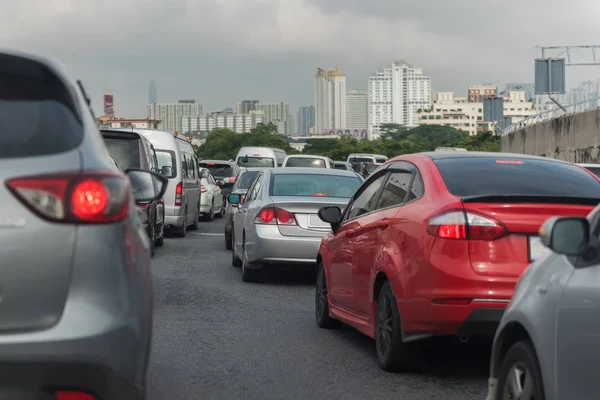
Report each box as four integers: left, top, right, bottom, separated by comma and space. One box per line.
468, 84, 497, 103
367, 60, 431, 139
236, 100, 259, 114
314, 66, 347, 134
254, 103, 290, 135
296, 105, 315, 136
180, 110, 264, 135
346, 90, 367, 129
147, 100, 202, 132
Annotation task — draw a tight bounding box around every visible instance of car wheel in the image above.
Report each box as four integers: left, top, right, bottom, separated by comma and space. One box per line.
231, 232, 241, 267
315, 260, 342, 329
241, 236, 260, 282
375, 281, 417, 372
205, 202, 215, 222
189, 203, 200, 230
497, 340, 545, 400
174, 209, 187, 238
155, 218, 165, 247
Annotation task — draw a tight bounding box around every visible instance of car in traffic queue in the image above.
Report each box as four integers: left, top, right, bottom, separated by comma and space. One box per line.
199, 167, 224, 221
486, 209, 600, 400
315, 151, 600, 372
101, 128, 166, 256
198, 159, 241, 203
235, 146, 287, 168
0, 49, 167, 399
282, 155, 334, 168
228, 168, 363, 282
224, 167, 265, 250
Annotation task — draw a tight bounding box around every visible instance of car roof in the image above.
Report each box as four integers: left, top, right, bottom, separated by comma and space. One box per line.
414, 151, 571, 164
269, 167, 360, 177
199, 159, 234, 164
285, 154, 327, 159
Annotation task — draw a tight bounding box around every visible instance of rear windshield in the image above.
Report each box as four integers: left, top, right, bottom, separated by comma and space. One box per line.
270, 174, 362, 198
103, 137, 140, 171
334, 163, 348, 170
583, 166, 600, 178
375, 157, 387, 163
285, 157, 326, 168
0, 55, 83, 159
156, 150, 177, 179
237, 156, 275, 168
200, 162, 234, 177
349, 157, 374, 163
237, 171, 261, 189
435, 157, 600, 198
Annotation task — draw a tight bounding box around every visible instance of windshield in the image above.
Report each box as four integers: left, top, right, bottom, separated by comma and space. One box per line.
435, 157, 600, 198
237, 170, 261, 189
103, 138, 140, 171
270, 174, 362, 198
200, 162, 234, 177
285, 158, 326, 168
237, 156, 275, 167
155, 150, 177, 179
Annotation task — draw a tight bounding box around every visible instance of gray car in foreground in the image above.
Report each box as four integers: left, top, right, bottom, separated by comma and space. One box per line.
0, 49, 166, 399
228, 168, 363, 282
486, 203, 600, 400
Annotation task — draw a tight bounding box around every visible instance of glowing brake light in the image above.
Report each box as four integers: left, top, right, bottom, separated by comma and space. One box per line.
206, 162, 215, 166
311, 193, 328, 197
201, 185, 207, 193
254, 207, 297, 225
175, 182, 183, 206
253, 153, 260, 156
54, 391, 97, 400
426, 210, 506, 240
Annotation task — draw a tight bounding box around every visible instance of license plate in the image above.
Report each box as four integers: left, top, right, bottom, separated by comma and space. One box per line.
309, 214, 330, 228
529, 235, 551, 261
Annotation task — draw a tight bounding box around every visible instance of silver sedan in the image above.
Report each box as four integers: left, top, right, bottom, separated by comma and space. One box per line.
228, 168, 363, 282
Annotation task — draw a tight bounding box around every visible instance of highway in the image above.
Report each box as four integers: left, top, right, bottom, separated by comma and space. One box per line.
147, 218, 490, 400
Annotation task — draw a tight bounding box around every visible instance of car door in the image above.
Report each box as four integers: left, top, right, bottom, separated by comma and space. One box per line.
326, 171, 389, 312
555, 208, 600, 399
242, 174, 265, 260
187, 152, 200, 218
234, 174, 260, 253
209, 174, 223, 210
352, 164, 415, 314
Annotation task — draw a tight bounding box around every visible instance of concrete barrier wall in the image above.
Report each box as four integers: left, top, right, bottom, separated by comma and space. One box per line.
501, 108, 600, 162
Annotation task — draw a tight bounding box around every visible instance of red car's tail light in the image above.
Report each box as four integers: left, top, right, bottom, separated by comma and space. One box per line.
426, 210, 506, 240
201, 184, 207, 193
54, 391, 97, 400
254, 207, 298, 226
6, 172, 129, 224
175, 181, 183, 206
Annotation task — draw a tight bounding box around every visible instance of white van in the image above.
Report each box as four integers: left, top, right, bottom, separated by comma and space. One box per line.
346, 153, 388, 164
282, 154, 334, 168
132, 129, 201, 237
236, 147, 287, 167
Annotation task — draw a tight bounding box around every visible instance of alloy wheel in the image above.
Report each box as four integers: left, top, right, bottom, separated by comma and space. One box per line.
315, 267, 327, 321
502, 362, 536, 399
376, 292, 393, 359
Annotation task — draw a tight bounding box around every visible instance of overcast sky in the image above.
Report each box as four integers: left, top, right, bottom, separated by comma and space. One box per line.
3, 0, 600, 117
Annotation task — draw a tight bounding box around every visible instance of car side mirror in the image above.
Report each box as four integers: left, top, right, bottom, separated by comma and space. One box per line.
160, 166, 172, 177
540, 216, 590, 256
228, 193, 241, 204
125, 169, 168, 203
217, 180, 225, 187
318, 206, 341, 233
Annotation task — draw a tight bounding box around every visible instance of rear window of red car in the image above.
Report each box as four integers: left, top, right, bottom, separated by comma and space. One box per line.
434, 157, 600, 198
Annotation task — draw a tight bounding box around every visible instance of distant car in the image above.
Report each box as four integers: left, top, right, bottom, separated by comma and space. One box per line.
224, 167, 264, 250
282, 155, 334, 168
199, 167, 224, 221
228, 168, 363, 282
333, 161, 353, 171
0, 49, 167, 398
198, 159, 241, 201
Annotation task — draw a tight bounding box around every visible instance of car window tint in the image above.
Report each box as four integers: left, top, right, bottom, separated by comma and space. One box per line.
270, 174, 362, 198
103, 138, 141, 171
155, 150, 176, 178
200, 163, 235, 177
285, 158, 326, 168
238, 171, 261, 189
435, 157, 600, 198
377, 171, 413, 209
407, 170, 425, 201
346, 173, 388, 220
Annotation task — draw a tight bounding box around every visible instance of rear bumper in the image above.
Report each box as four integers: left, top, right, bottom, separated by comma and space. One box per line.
456, 308, 506, 337
248, 225, 323, 265
165, 215, 184, 228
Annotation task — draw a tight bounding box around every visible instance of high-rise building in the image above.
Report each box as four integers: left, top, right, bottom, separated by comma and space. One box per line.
148, 80, 157, 104
346, 90, 367, 129
254, 103, 290, 135
367, 60, 431, 139
287, 114, 295, 136
147, 100, 203, 132
236, 100, 259, 114
314, 66, 347, 134
181, 110, 264, 135
296, 106, 315, 136
467, 84, 497, 103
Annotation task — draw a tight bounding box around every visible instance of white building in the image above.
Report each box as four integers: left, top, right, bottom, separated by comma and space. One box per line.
417, 91, 536, 136
367, 60, 432, 139
180, 112, 264, 135
346, 90, 367, 129
314, 66, 347, 134
254, 103, 290, 135
147, 101, 203, 132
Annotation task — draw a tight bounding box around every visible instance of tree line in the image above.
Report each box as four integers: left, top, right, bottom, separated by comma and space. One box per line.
195, 122, 500, 161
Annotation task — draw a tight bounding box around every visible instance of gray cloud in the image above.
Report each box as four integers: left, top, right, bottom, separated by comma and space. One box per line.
2, 0, 599, 117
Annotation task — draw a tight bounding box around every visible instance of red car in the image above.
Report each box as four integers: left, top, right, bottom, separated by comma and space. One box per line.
315, 151, 600, 371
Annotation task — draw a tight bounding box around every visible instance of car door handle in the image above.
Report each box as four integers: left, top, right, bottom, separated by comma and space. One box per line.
345, 229, 355, 238
378, 219, 389, 230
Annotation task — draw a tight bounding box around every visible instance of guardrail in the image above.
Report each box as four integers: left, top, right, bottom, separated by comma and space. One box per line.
503, 98, 600, 135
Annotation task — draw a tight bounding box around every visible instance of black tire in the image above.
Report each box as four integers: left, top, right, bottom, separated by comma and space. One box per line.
174, 209, 187, 238
496, 340, 545, 400
155, 220, 165, 247
315, 261, 342, 329
205, 202, 215, 222
241, 236, 260, 282
189, 203, 200, 230
225, 229, 232, 250
375, 281, 417, 372
231, 233, 241, 267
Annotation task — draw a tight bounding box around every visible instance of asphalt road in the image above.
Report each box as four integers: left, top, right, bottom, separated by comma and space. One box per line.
147, 217, 490, 400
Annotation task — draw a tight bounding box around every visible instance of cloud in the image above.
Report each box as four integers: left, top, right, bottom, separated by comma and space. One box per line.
2, 0, 598, 116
